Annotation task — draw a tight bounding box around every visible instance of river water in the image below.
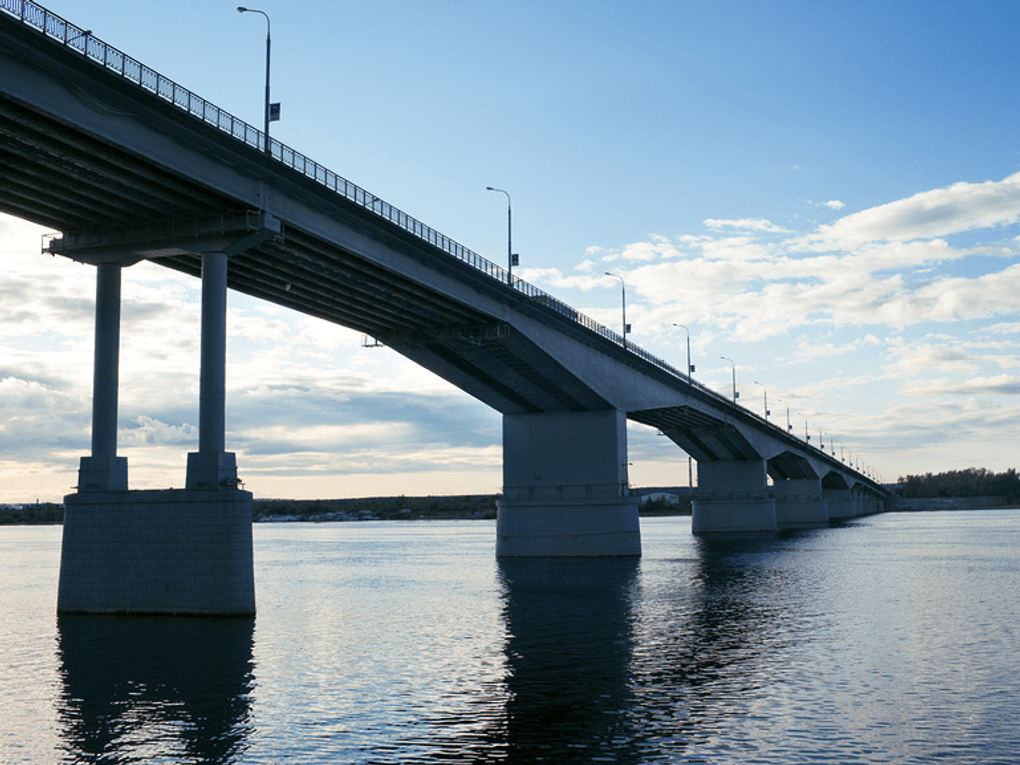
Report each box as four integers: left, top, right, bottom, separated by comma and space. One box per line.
2, 509, 1019, 764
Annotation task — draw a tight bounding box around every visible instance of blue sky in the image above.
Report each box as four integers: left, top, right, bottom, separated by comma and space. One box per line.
2, 0, 1019, 502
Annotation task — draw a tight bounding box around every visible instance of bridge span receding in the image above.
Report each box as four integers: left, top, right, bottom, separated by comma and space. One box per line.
0, 2, 886, 614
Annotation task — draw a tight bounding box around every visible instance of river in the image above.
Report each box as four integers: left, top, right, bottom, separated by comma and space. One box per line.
2, 509, 1018, 763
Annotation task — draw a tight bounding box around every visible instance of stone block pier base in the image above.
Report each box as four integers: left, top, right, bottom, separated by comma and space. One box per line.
58, 489, 255, 615
496, 496, 640, 557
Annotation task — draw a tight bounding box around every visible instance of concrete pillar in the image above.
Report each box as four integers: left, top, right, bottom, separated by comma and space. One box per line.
774, 477, 829, 529
824, 488, 855, 520
496, 410, 640, 556
692, 459, 776, 533
77, 263, 127, 492
186, 252, 238, 490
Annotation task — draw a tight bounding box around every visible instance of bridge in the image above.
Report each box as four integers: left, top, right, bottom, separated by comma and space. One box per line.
1, 2, 886, 614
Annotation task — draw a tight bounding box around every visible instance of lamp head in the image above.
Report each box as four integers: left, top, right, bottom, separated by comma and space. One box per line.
237, 6, 248, 12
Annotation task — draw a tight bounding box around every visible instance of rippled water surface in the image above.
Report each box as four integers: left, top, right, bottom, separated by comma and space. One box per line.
2, 510, 1019, 763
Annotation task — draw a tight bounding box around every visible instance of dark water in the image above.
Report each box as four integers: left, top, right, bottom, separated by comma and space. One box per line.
2, 510, 1019, 763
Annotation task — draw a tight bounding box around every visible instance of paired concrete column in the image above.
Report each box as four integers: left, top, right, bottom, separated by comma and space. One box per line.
496, 410, 640, 556
77, 263, 127, 492
186, 251, 238, 490
59, 251, 254, 616
692, 459, 776, 533
773, 477, 829, 529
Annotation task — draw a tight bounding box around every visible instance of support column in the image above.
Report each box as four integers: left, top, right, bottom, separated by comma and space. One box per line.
77, 263, 127, 492
774, 477, 829, 529
186, 251, 238, 490
692, 459, 776, 533
496, 410, 640, 557
59, 251, 254, 615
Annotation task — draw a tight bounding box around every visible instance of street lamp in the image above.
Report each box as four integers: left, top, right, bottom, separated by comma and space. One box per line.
485, 187, 518, 284
672, 323, 695, 378
753, 380, 770, 421
605, 272, 629, 348
720, 356, 738, 402
237, 7, 279, 154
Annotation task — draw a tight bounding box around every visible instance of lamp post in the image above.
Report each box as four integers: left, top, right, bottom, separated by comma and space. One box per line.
237, 7, 277, 154
486, 187, 517, 285
753, 380, 770, 421
673, 323, 694, 378
605, 272, 628, 348
720, 356, 737, 402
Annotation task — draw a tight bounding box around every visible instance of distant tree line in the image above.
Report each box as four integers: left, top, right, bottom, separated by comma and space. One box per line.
0, 503, 64, 525
897, 468, 1020, 503
253, 494, 499, 521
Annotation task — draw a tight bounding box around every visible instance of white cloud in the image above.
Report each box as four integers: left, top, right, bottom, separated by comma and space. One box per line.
901, 374, 1020, 398
813, 172, 1020, 246
703, 218, 791, 233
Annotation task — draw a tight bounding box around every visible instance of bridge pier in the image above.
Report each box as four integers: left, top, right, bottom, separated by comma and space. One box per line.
58, 250, 254, 615
692, 460, 777, 533
825, 488, 856, 520
773, 478, 829, 529
496, 410, 640, 556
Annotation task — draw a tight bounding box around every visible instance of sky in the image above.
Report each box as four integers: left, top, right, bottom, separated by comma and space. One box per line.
2, 0, 1019, 503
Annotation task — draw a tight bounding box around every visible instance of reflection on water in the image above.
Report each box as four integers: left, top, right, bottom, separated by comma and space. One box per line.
632, 535, 803, 761
494, 538, 798, 762
11, 514, 1016, 763
497, 558, 641, 762
56, 615, 255, 764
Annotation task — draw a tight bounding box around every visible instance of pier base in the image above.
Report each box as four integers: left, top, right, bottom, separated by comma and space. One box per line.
691, 494, 778, 533
825, 489, 856, 520
774, 479, 829, 529
496, 496, 640, 557
58, 489, 254, 615
692, 459, 777, 533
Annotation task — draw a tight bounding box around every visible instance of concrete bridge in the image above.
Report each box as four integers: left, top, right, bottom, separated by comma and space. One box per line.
0, 2, 886, 614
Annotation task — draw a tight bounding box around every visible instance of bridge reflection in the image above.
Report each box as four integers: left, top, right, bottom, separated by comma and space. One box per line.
496, 558, 643, 762
491, 533, 807, 762
56, 615, 255, 763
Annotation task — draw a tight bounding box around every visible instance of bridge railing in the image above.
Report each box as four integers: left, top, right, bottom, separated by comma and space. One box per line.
2, 0, 702, 382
